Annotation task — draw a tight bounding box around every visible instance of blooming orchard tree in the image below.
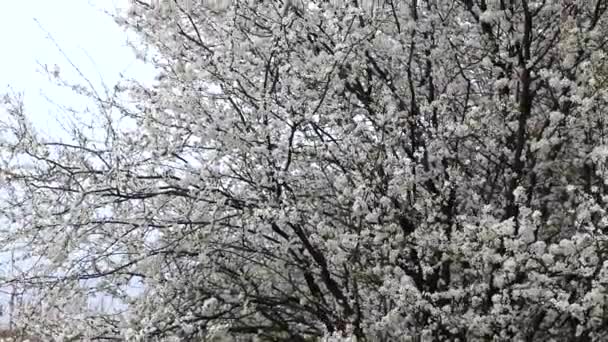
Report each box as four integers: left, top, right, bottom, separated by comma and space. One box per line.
2, 0, 608, 340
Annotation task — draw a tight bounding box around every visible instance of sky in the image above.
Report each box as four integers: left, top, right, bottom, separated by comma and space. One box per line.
0, 0, 154, 138
0, 0, 155, 326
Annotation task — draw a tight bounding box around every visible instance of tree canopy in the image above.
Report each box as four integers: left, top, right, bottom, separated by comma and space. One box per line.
2, 0, 608, 341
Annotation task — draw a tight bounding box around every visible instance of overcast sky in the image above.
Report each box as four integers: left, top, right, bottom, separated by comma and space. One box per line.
0, 0, 154, 137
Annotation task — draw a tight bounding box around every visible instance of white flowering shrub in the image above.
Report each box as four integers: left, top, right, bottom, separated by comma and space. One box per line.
2, 0, 608, 341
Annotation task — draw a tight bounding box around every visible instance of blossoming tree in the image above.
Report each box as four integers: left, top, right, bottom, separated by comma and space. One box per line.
2, 0, 608, 341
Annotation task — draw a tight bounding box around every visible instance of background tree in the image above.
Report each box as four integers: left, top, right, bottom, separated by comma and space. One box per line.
2, 0, 608, 341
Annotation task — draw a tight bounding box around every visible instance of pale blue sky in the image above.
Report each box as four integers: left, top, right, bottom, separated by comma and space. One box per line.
0, 0, 154, 137
0, 0, 155, 324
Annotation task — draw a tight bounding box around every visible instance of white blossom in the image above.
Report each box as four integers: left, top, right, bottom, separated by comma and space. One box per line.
1, 0, 608, 340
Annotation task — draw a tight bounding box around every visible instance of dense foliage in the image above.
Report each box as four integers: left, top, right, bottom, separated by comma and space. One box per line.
2, 0, 608, 340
